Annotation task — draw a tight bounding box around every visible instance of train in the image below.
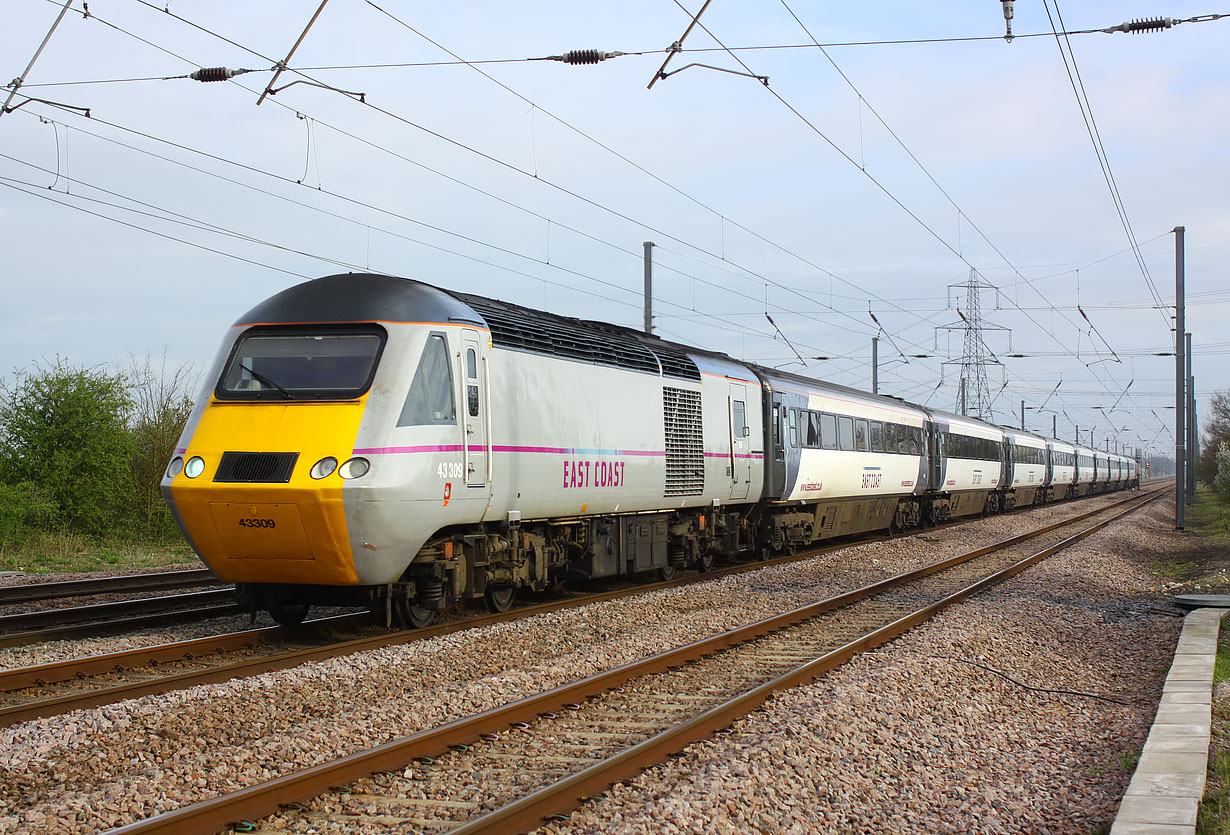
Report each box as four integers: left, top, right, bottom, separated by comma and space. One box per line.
161, 273, 1140, 627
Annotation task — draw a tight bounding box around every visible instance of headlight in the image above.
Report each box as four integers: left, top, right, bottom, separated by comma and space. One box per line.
166, 456, 184, 478
310, 456, 338, 479
185, 456, 205, 479
338, 457, 370, 479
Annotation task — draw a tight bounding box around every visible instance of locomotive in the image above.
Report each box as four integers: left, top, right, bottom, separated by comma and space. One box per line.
161, 274, 1139, 626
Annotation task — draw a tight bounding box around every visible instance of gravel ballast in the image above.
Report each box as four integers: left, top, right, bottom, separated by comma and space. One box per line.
0, 492, 1186, 833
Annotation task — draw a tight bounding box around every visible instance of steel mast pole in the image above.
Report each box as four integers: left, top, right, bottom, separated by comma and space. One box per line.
642, 242, 655, 335
872, 337, 879, 395
1175, 226, 1186, 529
1188, 331, 1196, 503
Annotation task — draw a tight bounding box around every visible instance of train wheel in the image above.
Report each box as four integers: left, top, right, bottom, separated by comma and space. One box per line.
268, 601, 309, 627
696, 551, 716, 572
394, 597, 435, 629
657, 566, 677, 582
484, 585, 516, 613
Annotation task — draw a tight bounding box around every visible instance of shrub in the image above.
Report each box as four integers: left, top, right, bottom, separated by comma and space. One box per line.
126, 352, 197, 540
1216, 442, 1230, 503
0, 482, 56, 549
0, 359, 136, 536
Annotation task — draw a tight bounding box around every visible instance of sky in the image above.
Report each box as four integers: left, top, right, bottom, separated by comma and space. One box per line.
2, 0, 1227, 462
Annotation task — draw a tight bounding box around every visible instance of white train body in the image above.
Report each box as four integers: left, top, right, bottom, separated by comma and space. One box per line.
162, 274, 1139, 623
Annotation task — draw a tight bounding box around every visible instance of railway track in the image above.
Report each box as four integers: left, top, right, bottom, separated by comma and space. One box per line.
0, 567, 218, 605
0, 490, 1159, 728
0, 567, 234, 649
100, 487, 1163, 835
0, 589, 241, 649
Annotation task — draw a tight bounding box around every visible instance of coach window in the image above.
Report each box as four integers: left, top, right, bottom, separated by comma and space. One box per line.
905, 427, 921, 456
838, 416, 854, 451
789, 409, 799, 447
398, 334, 457, 426
870, 421, 883, 452
820, 413, 837, 450
854, 419, 869, 452
806, 412, 820, 448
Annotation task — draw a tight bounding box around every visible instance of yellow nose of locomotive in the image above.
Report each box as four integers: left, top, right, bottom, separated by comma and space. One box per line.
165, 397, 365, 586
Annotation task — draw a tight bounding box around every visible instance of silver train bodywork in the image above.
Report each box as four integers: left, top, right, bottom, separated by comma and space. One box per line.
162, 274, 1140, 624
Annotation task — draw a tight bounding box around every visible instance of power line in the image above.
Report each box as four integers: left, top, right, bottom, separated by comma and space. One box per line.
6, 9, 832, 350
8, 0, 1182, 440
773, 0, 1152, 413
665, 0, 1145, 424
1042, 0, 1171, 333
112, 0, 954, 367
22, 11, 1230, 90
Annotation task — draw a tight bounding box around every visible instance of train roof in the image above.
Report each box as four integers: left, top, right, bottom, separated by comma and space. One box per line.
235, 273, 485, 329
240, 276, 1136, 459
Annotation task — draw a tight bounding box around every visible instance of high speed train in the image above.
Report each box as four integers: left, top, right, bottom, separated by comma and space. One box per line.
161, 273, 1139, 627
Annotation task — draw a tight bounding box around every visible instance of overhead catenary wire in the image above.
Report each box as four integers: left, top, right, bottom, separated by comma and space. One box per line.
1042, 0, 1171, 333
115, 0, 969, 372
691, 0, 1171, 434
67, 0, 942, 386
5, 8, 817, 349
355, 0, 932, 355
19, 0, 1166, 405
19, 11, 1230, 90
8, 0, 1184, 440
773, 0, 1152, 420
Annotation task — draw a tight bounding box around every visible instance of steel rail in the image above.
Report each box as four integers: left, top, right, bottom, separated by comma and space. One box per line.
0, 613, 375, 727
0, 598, 243, 650
453, 488, 1165, 834
100, 488, 1162, 835
0, 568, 219, 605
0, 488, 1160, 725
0, 589, 237, 632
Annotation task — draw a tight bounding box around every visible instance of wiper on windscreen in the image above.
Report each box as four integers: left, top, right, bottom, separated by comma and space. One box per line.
238, 362, 293, 398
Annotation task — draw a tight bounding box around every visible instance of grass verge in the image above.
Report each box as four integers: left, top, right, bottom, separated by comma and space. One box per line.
0, 529, 195, 575
1199, 629, 1230, 834
1189, 489, 1230, 543
1194, 486, 1230, 833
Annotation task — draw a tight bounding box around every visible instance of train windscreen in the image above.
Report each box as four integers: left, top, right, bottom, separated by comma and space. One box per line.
216, 325, 386, 400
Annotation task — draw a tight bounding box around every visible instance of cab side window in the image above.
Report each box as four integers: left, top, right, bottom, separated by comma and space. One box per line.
398, 334, 456, 426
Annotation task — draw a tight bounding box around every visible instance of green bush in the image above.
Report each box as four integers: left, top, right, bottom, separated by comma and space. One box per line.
0, 482, 56, 549
0, 359, 136, 536
126, 353, 196, 540
1216, 442, 1230, 503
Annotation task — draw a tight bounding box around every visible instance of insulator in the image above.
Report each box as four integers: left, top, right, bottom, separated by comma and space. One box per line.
1126, 17, 1173, 33
564, 50, 602, 65
1104, 17, 1173, 34
191, 67, 235, 82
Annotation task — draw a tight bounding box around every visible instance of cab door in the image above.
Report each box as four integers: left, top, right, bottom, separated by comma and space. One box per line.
768, 392, 786, 496
461, 330, 489, 489
729, 384, 751, 500
929, 422, 945, 489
